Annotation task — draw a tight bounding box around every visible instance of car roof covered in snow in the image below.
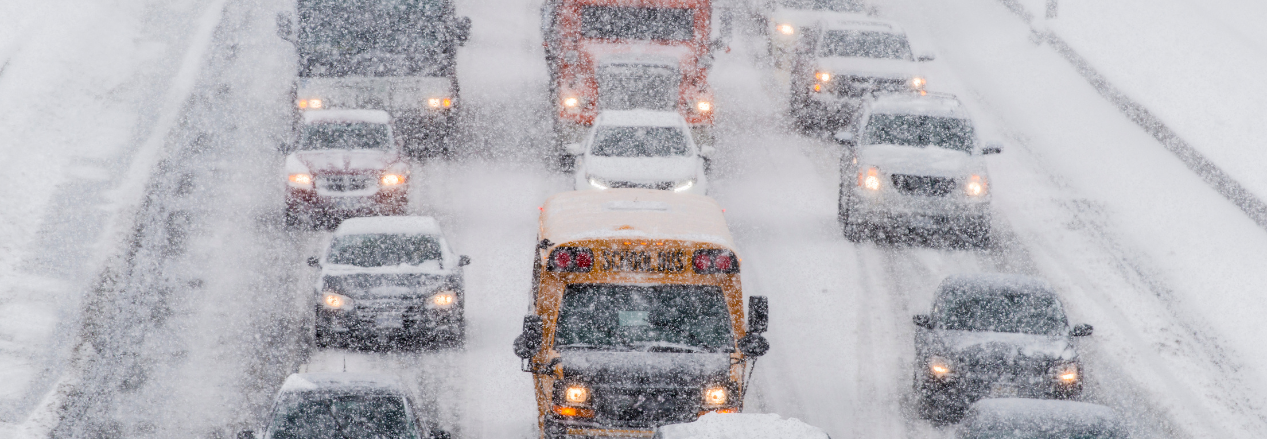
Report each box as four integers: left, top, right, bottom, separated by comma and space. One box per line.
656, 413, 830, 439
937, 273, 1058, 299
963, 398, 1123, 435
867, 92, 970, 119
819, 16, 904, 33
334, 216, 444, 237
540, 189, 735, 249
279, 373, 408, 394
595, 110, 689, 128
303, 109, 392, 125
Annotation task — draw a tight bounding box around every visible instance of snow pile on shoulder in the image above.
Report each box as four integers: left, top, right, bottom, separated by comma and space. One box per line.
656, 413, 829, 439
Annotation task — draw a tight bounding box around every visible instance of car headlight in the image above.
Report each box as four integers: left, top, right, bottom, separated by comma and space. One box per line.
562, 95, 581, 110
858, 167, 881, 191
588, 176, 609, 190
297, 98, 324, 110
776, 23, 795, 35
322, 292, 353, 310
380, 173, 406, 186
909, 76, 927, 90
288, 173, 314, 189
702, 386, 728, 406
928, 356, 953, 378
815, 71, 832, 82
1052, 362, 1079, 383
672, 179, 695, 192
965, 174, 987, 196
428, 291, 457, 308
427, 97, 453, 109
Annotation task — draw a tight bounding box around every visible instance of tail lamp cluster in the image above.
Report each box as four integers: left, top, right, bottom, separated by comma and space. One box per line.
548, 247, 594, 272
692, 249, 739, 274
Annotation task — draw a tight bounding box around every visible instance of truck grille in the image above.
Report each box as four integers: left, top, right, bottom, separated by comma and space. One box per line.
593, 387, 697, 427
836, 76, 908, 98
891, 174, 956, 197
319, 174, 373, 192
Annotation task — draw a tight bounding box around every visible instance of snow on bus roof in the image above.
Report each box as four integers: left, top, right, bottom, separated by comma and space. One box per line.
595, 109, 688, 128
303, 109, 392, 125
334, 216, 444, 237
540, 189, 735, 249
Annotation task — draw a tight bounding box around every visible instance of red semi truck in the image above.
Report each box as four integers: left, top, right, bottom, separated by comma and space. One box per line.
541, 0, 723, 165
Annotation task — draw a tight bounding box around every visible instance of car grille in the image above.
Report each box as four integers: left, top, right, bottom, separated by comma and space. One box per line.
891, 174, 956, 197
354, 299, 414, 323
592, 387, 698, 427
319, 174, 374, 192
835, 76, 908, 98
607, 181, 676, 190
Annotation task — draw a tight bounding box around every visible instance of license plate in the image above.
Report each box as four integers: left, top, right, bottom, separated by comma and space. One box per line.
375, 314, 404, 329
989, 382, 1020, 397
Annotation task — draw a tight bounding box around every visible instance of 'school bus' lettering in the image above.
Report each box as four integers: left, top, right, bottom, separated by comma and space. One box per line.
600, 250, 686, 272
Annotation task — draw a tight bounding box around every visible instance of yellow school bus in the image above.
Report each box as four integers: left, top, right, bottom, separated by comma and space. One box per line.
513, 189, 769, 439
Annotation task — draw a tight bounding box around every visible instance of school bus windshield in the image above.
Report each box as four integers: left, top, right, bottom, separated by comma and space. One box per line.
555, 284, 734, 353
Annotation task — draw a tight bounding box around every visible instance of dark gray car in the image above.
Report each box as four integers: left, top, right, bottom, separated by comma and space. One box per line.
957, 398, 1126, 438
912, 274, 1094, 422
239, 373, 451, 439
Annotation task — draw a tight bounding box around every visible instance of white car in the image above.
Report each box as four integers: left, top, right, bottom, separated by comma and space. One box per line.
789, 16, 933, 129
753, 0, 867, 67
568, 110, 712, 195
655, 413, 829, 439
835, 93, 1002, 245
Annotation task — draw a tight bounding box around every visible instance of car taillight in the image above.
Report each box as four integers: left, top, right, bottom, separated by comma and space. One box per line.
548, 247, 594, 272
692, 250, 739, 274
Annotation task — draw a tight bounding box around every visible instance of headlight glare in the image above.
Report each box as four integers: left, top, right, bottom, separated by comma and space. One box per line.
430, 291, 456, 308
427, 97, 453, 109
858, 167, 881, 191
777, 24, 795, 35
380, 173, 405, 186
564, 385, 590, 404
703, 386, 728, 406
910, 76, 927, 90
297, 98, 323, 110
965, 175, 987, 196
696, 101, 712, 113
322, 292, 353, 310
1054, 362, 1079, 383
563, 96, 579, 108
815, 71, 832, 82
928, 356, 953, 378
289, 173, 314, 188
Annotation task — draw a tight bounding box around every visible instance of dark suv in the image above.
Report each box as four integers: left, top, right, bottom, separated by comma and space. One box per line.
912, 274, 1094, 422
239, 373, 451, 439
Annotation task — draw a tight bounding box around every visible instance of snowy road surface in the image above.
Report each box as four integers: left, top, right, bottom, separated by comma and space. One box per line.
2, 0, 1267, 437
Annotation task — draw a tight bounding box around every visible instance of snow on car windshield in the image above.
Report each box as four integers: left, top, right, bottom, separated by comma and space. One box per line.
819, 30, 913, 60
301, 123, 391, 151
268, 393, 416, 439
327, 234, 442, 267
555, 284, 734, 352
580, 6, 694, 41
591, 126, 690, 157
863, 114, 975, 152
937, 291, 1069, 336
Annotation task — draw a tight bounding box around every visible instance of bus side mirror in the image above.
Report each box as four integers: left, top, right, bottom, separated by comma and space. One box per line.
913, 314, 933, 329
514, 315, 544, 359
275, 13, 295, 43
456, 17, 472, 45
748, 296, 768, 334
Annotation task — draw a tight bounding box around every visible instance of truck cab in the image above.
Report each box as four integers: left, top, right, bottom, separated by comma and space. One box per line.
278, 0, 471, 157
541, 0, 723, 164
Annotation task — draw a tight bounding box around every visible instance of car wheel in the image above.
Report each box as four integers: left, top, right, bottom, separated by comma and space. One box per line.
839, 187, 867, 243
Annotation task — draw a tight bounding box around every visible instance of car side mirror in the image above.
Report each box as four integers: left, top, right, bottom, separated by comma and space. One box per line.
455, 17, 472, 46
699, 145, 717, 158
307, 257, 321, 267
237, 431, 256, 439
913, 314, 934, 329
981, 141, 1003, 155
564, 142, 586, 155
514, 315, 544, 359
833, 130, 855, 145
1071, 324, 1093, 337
275, 13, 295, 43
458, 255, 471, 266
917, 51, 936, 62
748, 295, 768, 334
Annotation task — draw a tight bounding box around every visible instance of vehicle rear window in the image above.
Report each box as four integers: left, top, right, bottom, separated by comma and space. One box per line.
269, 393, 419, 439
327, 234, 443, 267
863, 114, 975, 153
302, 122, 392, 151
819, 30, 912, 60
936, 290, 1068, 336
555, 284, 734, 353
580, 6, 695, 41
591, 126, 690, 157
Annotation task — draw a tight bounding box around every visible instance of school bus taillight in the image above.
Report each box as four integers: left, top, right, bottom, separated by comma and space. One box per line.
549, 247, 594, 272
692, 249, 739, 274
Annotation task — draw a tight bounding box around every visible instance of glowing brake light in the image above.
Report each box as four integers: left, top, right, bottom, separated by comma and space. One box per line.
692, 249, 740, 274
548, 247, 594, 272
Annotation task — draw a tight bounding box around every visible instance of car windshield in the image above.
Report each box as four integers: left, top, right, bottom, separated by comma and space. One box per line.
268, 392, 419, 439
580, 6, 695, 41
554, 284, 734, 352
819, 30, 912, 60
591, 126, 691, 157
863, 114, 975, 152
327, 234, 443, 267
937, 289, 1069, 336
778, 0, 863, 12
301, 123, 392, 151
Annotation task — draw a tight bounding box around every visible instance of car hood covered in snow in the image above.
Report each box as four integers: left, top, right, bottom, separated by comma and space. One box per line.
558, 351, 730, 386
931, 330, 1077, 364
858, 144, 982, 178
584, 156, 699, 183
290, 149, 398, 174
657, 412, 830, 439
816, 56, 919, 79
320, 269, 455, 300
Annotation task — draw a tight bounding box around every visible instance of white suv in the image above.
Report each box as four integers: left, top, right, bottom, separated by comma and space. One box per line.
567, 110, 712, 196
835, 93, 1001, 246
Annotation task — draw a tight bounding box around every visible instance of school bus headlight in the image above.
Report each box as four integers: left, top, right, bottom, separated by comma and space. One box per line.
703, 386, 728, 406
777, 23, 795, 35
322, 292, 353, 310
297, 98, 323, 110
909, 76, 927, 90
564, 385, 591, 404
429, 291, 456, 308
